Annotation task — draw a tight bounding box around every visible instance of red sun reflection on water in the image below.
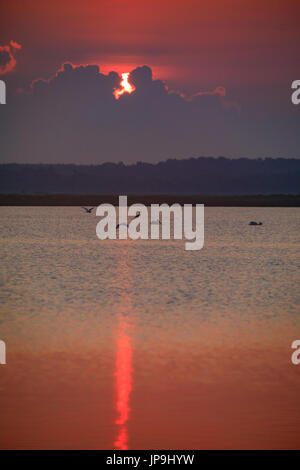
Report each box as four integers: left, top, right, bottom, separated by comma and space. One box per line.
114, 73, 135, 99
114, 323, 133, 449
114, 246, 134, 450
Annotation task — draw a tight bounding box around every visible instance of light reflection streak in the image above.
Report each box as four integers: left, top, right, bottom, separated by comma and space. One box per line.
114, 245, 134, 450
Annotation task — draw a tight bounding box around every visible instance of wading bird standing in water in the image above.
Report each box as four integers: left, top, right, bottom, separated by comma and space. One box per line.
81, 207, 94, 214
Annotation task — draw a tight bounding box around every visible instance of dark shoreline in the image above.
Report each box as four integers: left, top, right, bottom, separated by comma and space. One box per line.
0, 194, 300, 207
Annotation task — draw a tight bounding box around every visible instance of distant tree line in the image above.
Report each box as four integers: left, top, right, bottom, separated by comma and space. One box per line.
0, 157, 299, 195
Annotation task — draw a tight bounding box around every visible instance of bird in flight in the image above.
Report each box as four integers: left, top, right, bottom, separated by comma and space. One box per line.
81, 207, 94, 213
116, 213, 140, 229
116, 222, 129, 230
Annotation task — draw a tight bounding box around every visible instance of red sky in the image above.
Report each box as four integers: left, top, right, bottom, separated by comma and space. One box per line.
1, 0, 300, 110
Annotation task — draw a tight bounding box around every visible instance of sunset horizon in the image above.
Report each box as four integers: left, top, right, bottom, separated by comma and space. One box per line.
0, 0, 299, 457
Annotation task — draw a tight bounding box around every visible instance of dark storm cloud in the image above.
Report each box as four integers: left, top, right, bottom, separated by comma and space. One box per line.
0, 63, 299, 163
0, 49, 11, 67
0, 41, 21, 74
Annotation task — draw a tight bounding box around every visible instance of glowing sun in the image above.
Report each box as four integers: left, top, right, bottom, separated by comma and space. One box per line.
114, 73, 135, 99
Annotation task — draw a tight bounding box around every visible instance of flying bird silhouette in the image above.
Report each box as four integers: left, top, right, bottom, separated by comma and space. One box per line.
116, 214, 140, 229
116, 222, 129, 229
81, 207, 94, 213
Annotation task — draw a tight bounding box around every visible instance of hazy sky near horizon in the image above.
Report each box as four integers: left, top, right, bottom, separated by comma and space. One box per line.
0, 0, 300, 163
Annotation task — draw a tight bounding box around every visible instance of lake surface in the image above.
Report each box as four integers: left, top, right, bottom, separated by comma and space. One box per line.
0, 207, 299, 449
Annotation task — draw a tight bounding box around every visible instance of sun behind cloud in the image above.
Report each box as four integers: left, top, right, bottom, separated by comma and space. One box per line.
114, 72, 135, 99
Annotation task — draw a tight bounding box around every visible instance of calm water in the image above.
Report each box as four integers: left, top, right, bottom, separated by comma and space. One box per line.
0, 207, 299, 449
